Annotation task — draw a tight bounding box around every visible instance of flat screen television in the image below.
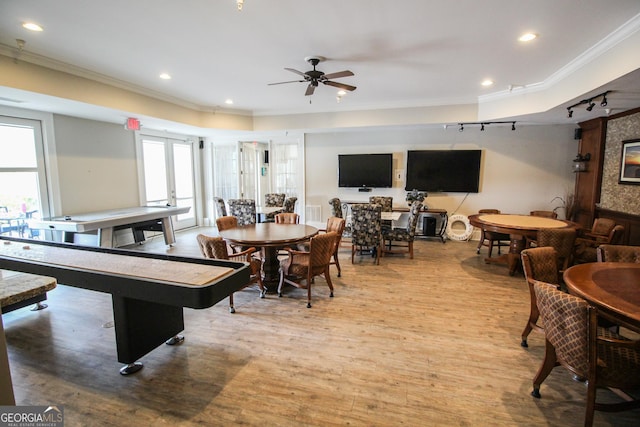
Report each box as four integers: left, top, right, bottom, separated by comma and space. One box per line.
338, 153, 393, 188
405, 150, 482, 193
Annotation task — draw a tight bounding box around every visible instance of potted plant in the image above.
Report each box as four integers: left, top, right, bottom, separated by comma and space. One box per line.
552, 192, 578, 221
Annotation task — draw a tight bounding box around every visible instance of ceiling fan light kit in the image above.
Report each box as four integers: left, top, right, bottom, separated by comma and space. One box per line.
269, 56, 357, 97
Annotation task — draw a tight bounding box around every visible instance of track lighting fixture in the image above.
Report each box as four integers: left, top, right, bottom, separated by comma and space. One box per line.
564, 90, 610, 118
457, 121, 517, 131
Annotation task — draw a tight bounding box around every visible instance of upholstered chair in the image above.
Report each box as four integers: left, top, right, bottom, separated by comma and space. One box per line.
328, 198, 343, 218
368, 196, 393, 212
282, 196, 297, 213
350, 203, 382, 265
530, 210, 558, 219
213, 197, 227, 218
520, 247, 560, 348
531, 281, 640, 426
575, 223, 624, 264
274, 213, 300, 224
536, 227, 577, 274
264, 193, 286, 221
216, 215, 238, 231
299, 216, 346, 277
476, 209, 510, 256
227, 199, 257, 225
381, 201, 422, 259
278, 231, 338, 308
196, 234, 265, 313
597, 244, 640, 263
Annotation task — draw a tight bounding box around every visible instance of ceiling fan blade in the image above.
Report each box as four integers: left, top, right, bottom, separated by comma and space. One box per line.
322, 70, 354, 80
305, 83, 316, 96
324, 81, 357, 91
268, 80, 305, 86
285, 67, 307, 77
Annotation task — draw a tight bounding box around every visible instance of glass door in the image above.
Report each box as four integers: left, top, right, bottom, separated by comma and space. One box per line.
0, 116, 50, 238
139, 135, 196, 229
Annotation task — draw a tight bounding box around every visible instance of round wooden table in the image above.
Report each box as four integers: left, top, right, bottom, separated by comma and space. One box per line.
468, 214, 578, 275
563, 262, 640, 333
219, 223, 318, 287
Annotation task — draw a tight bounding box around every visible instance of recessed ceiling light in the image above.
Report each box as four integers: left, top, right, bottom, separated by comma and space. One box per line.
159, 73, 171, 80
337, 90, 346, 96
225, 99, 233, 105
518, 33, 537, 42
481, 79, 494, 87
22, 22, 43, 32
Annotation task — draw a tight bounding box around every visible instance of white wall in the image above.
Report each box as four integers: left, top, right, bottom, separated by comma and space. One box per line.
305, 124, 577, 220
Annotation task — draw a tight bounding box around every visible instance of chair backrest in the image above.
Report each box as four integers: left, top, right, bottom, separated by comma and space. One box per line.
265, 193, 285, 207
196, 234, 229, 260
213, 197, 227, 217
283, 197, 297, 213
597, 244, 640, 263
309, 231, 338, 272
351, 203, 382, 247
405, 201, 423, 236
227, 199, 256, 225
326, 216, 346, 251
608, 225, 625, 244
369, 196, 393, 212
530, 210, 558, 219
536, 227, 577, 271
479, 209, 500, 214
521, 247, 560, 285
590, 218, 616, 237
328, 198, 343, 218
533, 280, 589, 377
275, 213, 299, 224
216, 215, 238, 231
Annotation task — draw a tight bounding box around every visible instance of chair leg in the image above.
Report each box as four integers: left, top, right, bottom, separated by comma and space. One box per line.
351, 244, 355, 264
409, 241, 414, 259
278, 269, 285, 297
306, 273, 312, 308
488, 240, 494, 258
257, 275, 266, 298
531, 339, 559, 398
521, 310, 540, 348
476, 231, 485, 254
333, 252, 342, 277
325, 267, 334, 297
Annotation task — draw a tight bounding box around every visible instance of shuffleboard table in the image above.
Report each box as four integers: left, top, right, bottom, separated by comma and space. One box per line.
0, 236, 249, 374
28, 205, 190, 247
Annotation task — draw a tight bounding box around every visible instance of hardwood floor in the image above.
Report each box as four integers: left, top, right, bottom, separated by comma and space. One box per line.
3, 228, 639, 426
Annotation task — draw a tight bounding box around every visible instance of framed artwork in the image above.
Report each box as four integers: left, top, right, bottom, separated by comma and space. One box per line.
619, 139, 640, 185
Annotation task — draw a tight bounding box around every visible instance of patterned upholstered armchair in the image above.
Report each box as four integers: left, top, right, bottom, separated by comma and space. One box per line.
282, 196, 297, 213
213, 197, 227, 218
381, 201, 422, 259
263, 193, 285, 221
196, 234, 265, 313
536, 227, 577, 273
531, 281, 640, 426
350, 203, 382, 265
368, 196, 393, 212
227, 199, 257, 225
520, 247, 560, 348
597, 244, 640, 263
278, 231, 338, 308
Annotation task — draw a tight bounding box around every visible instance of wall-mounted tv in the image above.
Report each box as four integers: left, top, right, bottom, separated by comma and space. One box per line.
338, 153, 393, 188
405, 150, 482, 193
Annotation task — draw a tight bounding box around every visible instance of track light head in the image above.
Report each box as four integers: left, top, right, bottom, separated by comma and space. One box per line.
480, 123, 485, 131
511, 122, 516, 131
459, 124, 464, 132
600, 95, 608, 107
586, 100, 595, 111
567, 108, 573, 118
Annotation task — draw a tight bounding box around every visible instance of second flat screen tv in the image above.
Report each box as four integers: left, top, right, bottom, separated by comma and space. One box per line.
405, 150, 482, 193
338, 153, 393, 188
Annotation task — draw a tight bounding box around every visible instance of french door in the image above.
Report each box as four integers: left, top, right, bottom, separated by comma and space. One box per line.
138, 135, 196, 229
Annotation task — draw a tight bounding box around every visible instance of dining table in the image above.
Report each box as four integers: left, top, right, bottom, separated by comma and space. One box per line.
468, 213, 578, 275
218, 223, 318, 288
563, 262, 640, 333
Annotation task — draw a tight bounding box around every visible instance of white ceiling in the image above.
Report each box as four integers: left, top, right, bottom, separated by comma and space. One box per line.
1, 0, 640, 132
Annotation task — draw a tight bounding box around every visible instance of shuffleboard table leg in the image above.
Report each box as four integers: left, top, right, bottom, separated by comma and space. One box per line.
119, 362, 143, 375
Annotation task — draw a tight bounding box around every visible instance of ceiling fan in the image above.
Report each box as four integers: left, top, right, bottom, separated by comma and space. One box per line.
268, 56, 356, 96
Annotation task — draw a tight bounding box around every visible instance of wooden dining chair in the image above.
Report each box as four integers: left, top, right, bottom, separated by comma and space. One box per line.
529, 210, 558, 219
531, 280, 640, 427
476, 209, 510, 256
196, 234, 265, 313
520, 247, 560, 348
278, 231, 338, 308
274, 213, 300, 224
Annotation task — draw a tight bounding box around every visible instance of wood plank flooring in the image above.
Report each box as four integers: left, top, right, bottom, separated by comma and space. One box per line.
2, 228, 639, 426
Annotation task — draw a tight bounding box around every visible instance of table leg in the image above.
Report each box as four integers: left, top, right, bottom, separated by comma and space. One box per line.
260, 246, 281, 290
